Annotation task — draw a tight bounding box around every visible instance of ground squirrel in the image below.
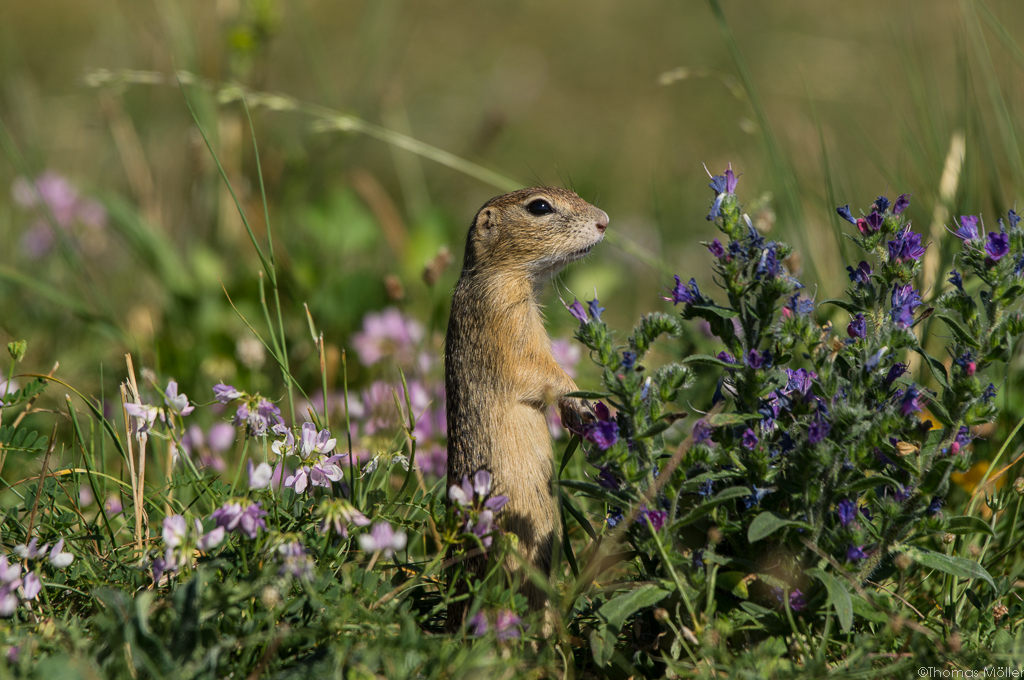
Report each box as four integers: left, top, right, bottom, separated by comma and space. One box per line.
445, 187, 608, 630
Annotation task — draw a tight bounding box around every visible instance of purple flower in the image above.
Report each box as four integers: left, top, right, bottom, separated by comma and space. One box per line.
638, 507, 667, 531
784, 368, 816, 397
894, 193, 911, 215
587, 297, 605, 322
277, 540, 315, 580
741, 428, 758, 449
213, 383, 242, 403
495, 610, 524, 640
163, 381, 195, 417
846, 545, 868, 562
808, 416, 831, 445
926, 497, 944, 517
596, 467, 620, 490
837, 499, 857, 528
565, 298, 589, 323
620, 351, 637, 370
847, 313, 866, 340
890, 284, 922, 328
351, 308, 425, 368
211, 500, 268, 539
948, 269, 963, 291
162, 515, 187, 549
0, 555, 21, 586
319, 500, 371, 538
846, 261, 872, 285
576, 401, 619, 451
1010, 209, 1021, 230
982, 383, 997, 403
951, 426, 973, 456
788, 590, 806, 611
20, 572, 41, 600
746, 349, 772, 369
13, 538, 49, 560
692, 419, 713, 444
986, 231, 1010, 262
900, 385, 924, 417
606, 507, 624, 527
786, 294, 815, 316
469, 612, 488, 636
887, 229, 927, 263
298, 422, 337, 459
884, 362, 907, 387
717, 351, 736, 365
857, 212, 883, 235
956, 215, 980, 241
123, 402, 159, 436
196, 524, 225, 551
874, 196, 890, 213
664, 276, 701, 306
836, 204, 857, 225
709, 164, 738, 195
248, 460, 274, 489
708, 238, 726, 258
755, 245, 781, 279
358, 521, 408, 557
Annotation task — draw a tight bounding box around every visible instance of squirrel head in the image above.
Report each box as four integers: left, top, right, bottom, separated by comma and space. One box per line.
462, 187, 608, 280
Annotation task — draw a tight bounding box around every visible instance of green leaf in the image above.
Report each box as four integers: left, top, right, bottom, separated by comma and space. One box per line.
965, 587, 983, 611
705, 412, 761, 428
820, 298, 862, 314
561, 492, 597, 541
836, 475, 900, 495
937, 314, 981, 349
806, 568, 853, 633
899, 546, 995, 589
636, 420, 673, 439
681, 354, 738, 369
920, 458, 954, 495
558, 436, 580, 476
913, 346, 949, 389
559, 479, 629, 505
588, 626, 616, 668
747, 512, 812, 542
564, 390, 610, 400
850, 593, 888, 623
689, 304, 738, 320
943, 516, 994, 537
598, 584, 671, 631
716, 571, 752, 599
671, 486, 751, 529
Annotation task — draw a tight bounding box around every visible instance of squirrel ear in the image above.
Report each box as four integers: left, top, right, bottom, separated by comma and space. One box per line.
474, 207, 494, 232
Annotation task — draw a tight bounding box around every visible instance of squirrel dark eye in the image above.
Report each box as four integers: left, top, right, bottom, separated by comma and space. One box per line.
526, 199, 554, 216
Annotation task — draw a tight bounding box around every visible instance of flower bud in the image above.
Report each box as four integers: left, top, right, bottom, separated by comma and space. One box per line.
7, 340, 26, 363
1014, 477, 1024, 495
942, 533, 955, 545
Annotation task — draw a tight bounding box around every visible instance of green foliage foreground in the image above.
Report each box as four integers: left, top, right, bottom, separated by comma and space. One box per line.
3, 168, 1024, 679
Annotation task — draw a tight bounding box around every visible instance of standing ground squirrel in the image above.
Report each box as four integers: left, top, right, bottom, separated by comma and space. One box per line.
445, 187, 608, 630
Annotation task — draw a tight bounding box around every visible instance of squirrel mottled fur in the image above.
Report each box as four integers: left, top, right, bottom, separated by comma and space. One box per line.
445, 187, 608, 630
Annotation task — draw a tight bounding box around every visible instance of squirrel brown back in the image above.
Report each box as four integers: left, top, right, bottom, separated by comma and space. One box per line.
445, 187, 608, 631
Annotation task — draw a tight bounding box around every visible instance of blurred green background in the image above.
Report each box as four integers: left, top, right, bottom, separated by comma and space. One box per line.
1, 0, 1023, 413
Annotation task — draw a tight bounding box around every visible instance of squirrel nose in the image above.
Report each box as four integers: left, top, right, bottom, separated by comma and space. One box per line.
595, 210, 609, 233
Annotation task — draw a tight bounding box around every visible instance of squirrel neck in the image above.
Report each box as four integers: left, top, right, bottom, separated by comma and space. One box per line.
455, 268, 548, 339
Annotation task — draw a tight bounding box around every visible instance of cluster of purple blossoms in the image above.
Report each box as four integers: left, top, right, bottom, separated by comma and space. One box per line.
318, 499, 371, 538
846, 545, 868, 562
571, 401, 619, 451
153, 514, 225, 584
707, 164, 739, 221
1, 538, 74, 617
846, 261, 872, 286
351, 307, 429, 371
887, 228, 927, 263
847, 313, 867, 340
214, 384, 285, 438
358, 521, 407, 558
565, 296, 606, 325
890, 284, 922, 329
638, 506, 668, 531
449, 470, 510, 550
663, 276, 702, 306
123, 380, 196, 439
276, 539, 315, 580
11, 171, 108, 259
277, 422, 345, 495
469, 610, 525, 640
836, 499, 858, 528
211, 500, 268, 540
837, 194, 909, 237
770, 586, 806, 612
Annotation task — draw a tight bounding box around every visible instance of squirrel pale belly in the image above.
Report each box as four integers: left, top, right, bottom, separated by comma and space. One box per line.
445, 187, 608, 629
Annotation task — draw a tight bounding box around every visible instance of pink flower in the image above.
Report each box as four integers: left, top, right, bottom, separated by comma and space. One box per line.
351, 308, 424, 367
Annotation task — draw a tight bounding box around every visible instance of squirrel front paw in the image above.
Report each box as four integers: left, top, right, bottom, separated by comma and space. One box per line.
557, 396, 595, 434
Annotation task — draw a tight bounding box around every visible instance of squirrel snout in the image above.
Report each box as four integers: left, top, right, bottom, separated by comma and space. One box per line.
594, 210, 609, 233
